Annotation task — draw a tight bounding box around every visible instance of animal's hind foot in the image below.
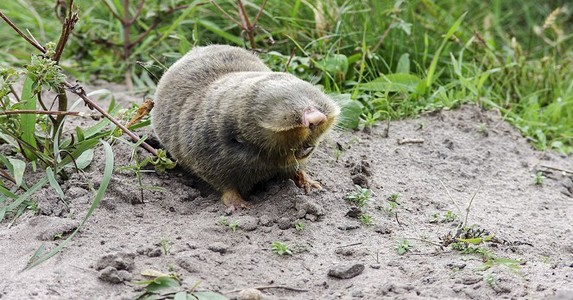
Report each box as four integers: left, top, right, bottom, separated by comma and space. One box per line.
221, 189, 250, 212
293, 170, 322, 194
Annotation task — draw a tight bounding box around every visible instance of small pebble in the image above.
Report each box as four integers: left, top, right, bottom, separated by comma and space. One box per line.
240, 216, 259, 231
147, 248, 162, 257
327, 262, 365, 279
277, 217, 292, 230
98, 267, 122, 284
237, 288, 263, 300
208, 242, 229, 254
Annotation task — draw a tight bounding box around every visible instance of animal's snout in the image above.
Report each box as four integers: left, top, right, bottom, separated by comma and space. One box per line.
303, 108, 327, 130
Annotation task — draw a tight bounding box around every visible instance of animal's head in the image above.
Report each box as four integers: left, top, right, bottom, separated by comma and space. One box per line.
244, 74, 340, 163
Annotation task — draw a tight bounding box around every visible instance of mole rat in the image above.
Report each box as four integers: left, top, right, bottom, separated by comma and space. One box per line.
151, 45, 340, 210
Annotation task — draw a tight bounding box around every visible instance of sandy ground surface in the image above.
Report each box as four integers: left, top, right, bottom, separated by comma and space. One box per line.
1, 100, 573, 299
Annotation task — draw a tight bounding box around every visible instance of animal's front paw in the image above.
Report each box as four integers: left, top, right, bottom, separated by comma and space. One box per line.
293, 170, 322, 194
221, 189, 250, 212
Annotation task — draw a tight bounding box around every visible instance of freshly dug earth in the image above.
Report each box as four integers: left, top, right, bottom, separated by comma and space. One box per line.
1, 103, 572, 300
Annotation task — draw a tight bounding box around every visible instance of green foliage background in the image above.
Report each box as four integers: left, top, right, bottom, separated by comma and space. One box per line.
1, 0, 572, 153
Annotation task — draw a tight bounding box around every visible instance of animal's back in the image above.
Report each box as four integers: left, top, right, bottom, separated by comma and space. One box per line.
151, 45, 270, 156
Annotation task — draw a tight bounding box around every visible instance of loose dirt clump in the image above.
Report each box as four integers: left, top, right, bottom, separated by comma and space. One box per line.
1, 104, 572, 299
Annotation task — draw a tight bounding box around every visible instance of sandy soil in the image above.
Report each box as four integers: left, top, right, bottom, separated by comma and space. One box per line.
1, 101, 572, 299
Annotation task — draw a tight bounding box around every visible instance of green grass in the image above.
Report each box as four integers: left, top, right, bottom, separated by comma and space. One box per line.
1, 1, 571, 154
344, 184, 373, 207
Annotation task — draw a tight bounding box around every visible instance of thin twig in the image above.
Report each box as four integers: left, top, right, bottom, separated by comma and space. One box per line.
404, 237, 444, 248
128, 0, 146, 25
63, 81, 158, 156
439, 179, 463, 219
236, 0, 256, 49
210, 0, 242, 27
336, 242, 363, 248
462, 185, 481, 228
8, 85, 20, 102
0, 168, 17, 184
36, 93, 58, 125
394, 211, 402, 227
0, 110, 84, 116
129, 18, 160, 47
52, 1, 77, 139
397, 138, 424, 145
122, 0, 133, 90
539, 164, 573, 175
225, 285, 309, 294
100, 0, 122, 21
0, 11, 46, 53
53, 0, 77, 63
285, 48, 296, 70
372, 19, 397, 53
252, 0, 268, 25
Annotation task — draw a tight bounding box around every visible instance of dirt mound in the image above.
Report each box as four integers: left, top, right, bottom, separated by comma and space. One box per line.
1, 105, 572, 299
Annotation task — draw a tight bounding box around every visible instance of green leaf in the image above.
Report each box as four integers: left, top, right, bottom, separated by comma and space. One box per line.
457, 237, 483, 245
7, 158, 26, 188
492, 257, 522, 269
396, 53, 410, 74
59, 138, 99, 168
425, 12, 467, 89
0, 204, 6, 223
141, 149, 176, 174
316, 54, 349, 81
75, 126, 85, 142
196, 20, 243, 45
329, 93, 362, 129
173, 291, 188, 300
75, 149, 94, 170
6, 177, 48, 216
46, 167, 65, 202
0, 185, 18, 200
360, 73, 423, 94
20, 75, 38, 160
145, 276, 181, 293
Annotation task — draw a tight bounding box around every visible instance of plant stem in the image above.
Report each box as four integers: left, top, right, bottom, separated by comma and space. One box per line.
236, 0, 256, 49
0, 110, 83, 116
122, 0, 133, 90
63, 82, 158, 156
0, 9, 158, 157
0, 11, 46, 53
0, 169, 17, 184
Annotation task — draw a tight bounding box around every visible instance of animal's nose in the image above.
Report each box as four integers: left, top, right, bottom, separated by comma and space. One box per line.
303, 108, 327, 130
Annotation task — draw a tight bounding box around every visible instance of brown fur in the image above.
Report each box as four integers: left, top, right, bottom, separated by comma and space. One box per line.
151, 45, 339, 209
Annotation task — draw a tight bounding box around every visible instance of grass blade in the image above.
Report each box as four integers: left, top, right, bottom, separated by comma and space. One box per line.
6, 177, 48, 213
7, 158, 26, 188
425, 12, 467, 90
45, 167, 65, 202
0, 185, 18, 199
25, 140, 114, 270
19, 76, 38, 161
